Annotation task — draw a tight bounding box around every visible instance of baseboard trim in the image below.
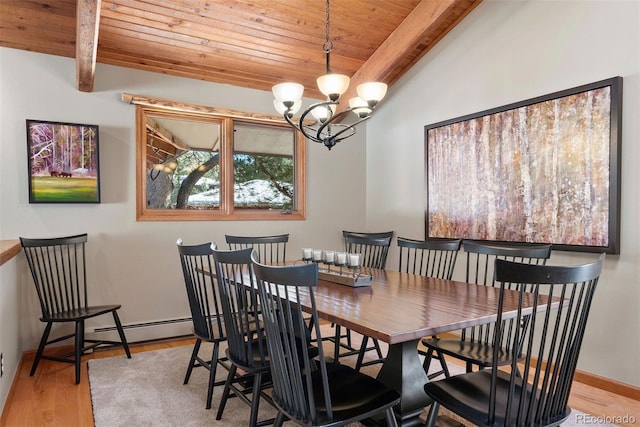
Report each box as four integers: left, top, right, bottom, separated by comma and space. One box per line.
422, 332, 639, 401
573, 370, 640, 401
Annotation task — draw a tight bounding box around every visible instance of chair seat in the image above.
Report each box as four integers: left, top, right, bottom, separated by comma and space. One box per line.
41, 304, 122, 322
226, 341, 271, 372
306, 364, 401, 425
421, 337, 512, 367
424, 370, 571, 427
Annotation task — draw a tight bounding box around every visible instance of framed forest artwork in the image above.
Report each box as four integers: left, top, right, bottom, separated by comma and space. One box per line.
424, 77, 622, 254
26, 119, 101, 203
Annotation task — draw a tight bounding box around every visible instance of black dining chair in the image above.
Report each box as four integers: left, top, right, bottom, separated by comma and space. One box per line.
20, 233, 131, 384
211, 247, 275, 427
421, 240, 552, 377
423, 254, 605, 427
252, 257, 401, 427
225, 233, 289, 264
392, 236, 462, 378
337, 230, 393, 367
177, 239, 230, 410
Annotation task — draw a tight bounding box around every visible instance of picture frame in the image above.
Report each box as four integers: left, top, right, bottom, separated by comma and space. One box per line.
424, 77, 622, 254
26, 119, 101, 204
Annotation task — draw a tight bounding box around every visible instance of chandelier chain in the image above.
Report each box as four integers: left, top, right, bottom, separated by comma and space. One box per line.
322, 0, 333, 53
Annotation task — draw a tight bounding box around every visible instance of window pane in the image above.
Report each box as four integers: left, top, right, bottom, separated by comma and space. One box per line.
146, 116, 221, 210
233, 122, 295, 210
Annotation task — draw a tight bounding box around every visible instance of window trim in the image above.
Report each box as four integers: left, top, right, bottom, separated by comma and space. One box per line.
129, 93, 306, 221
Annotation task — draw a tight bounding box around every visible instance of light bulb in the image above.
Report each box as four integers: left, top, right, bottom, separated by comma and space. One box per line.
272, 82, 304, 105
317, 73, 350, 101
310, 104, 336, 123
357, 82, 388, 106
349, 97, 372, 119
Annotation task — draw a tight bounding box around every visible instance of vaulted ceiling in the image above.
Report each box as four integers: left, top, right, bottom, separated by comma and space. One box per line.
0, 0, 481, 100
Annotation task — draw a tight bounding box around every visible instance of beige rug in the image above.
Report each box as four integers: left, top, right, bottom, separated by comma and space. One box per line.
88, 328, 607, 426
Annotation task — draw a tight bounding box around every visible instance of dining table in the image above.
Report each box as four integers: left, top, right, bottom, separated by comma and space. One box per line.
294, 265, 551, 426
203, 261, 551, 426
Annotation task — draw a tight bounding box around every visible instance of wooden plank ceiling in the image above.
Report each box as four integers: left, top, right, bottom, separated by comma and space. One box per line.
0, 0, 481, 99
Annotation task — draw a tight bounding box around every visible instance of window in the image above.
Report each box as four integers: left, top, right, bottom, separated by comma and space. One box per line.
131, 95, 306, 221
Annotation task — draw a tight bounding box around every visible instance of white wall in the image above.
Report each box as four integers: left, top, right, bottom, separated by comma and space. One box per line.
366, 0, 640, 386
0, 256, 22, 415
0, 47, 367, 350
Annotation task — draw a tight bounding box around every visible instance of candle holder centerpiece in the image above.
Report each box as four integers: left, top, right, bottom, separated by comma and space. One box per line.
299, 248, 372, 287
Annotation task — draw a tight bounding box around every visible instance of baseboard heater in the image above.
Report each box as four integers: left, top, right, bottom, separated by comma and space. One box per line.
88, 317, 196, 343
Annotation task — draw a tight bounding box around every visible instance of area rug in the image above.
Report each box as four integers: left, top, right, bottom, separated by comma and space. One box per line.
89, 330, 608, 426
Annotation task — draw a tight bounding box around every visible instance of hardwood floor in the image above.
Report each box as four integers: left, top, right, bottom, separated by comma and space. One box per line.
1, 338, 639, 426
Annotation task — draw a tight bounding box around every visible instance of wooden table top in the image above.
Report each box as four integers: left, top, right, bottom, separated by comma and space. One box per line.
300, 268, 544, 345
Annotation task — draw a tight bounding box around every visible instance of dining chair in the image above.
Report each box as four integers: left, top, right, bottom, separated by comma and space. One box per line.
390, 236, 462, 378
421, 240, 552, 377
336, 230, 393, 367
252, 257, 401, 427
176, 239, 230, 410
225, 233, 289, 264
424, 254, 605, 427
20, 233, 131, 384
211, 247, 275, 427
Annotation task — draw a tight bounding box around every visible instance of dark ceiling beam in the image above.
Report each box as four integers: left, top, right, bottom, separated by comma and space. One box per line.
342, 0, 482, 106
75, 0, 101, 92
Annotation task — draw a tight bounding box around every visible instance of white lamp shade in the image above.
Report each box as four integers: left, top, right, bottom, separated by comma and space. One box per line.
317, 73, 350, 98
357, 82, 388, 103
310, 104, 336, 122
272, 82, 304, 103
348, 97, 372, 118
273, 99, 301, 115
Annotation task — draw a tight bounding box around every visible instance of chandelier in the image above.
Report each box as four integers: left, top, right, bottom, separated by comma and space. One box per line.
272, 0, 387, 150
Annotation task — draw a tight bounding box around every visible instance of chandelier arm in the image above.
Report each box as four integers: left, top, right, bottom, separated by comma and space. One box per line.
284, 111, 304, 134
329, 114, 372, 143
296, 100, 338, 144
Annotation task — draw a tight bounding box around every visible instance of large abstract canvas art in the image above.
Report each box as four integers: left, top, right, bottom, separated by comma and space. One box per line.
425, 77, 622, 254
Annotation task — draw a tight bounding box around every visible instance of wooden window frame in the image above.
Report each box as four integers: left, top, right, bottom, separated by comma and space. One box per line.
128, 94, 306, 221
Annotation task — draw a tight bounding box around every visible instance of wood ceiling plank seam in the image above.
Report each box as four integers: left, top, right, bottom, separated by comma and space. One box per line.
98, 51, 322, 96
105, 0, 326, 44
96, 31, 331, 82
95, 24, 355, 79
98, 14, 335, 65
0, 8, 75, 32
0, 42, 73, 59
98, 51, 322, 95
100, 1, 393, 74
102, 3, 330, 62
0, 0, 76, 19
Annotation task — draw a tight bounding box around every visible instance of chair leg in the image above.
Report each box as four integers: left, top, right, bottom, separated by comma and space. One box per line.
112, 310, 131, 358
216, 364, 237, 419
373, 338, 383, 359
184, 339, 202, 384
205, 342, 220, 410
274, 410, 286, 427
435, 350, 450, 378
75, 320, 84, 384
423, 348, 450, 379
30, 322, 52, 376
384, 407, 399, 427
355, 336, 368, 371
425, 402, 440, 427
249, 372, 263, 427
